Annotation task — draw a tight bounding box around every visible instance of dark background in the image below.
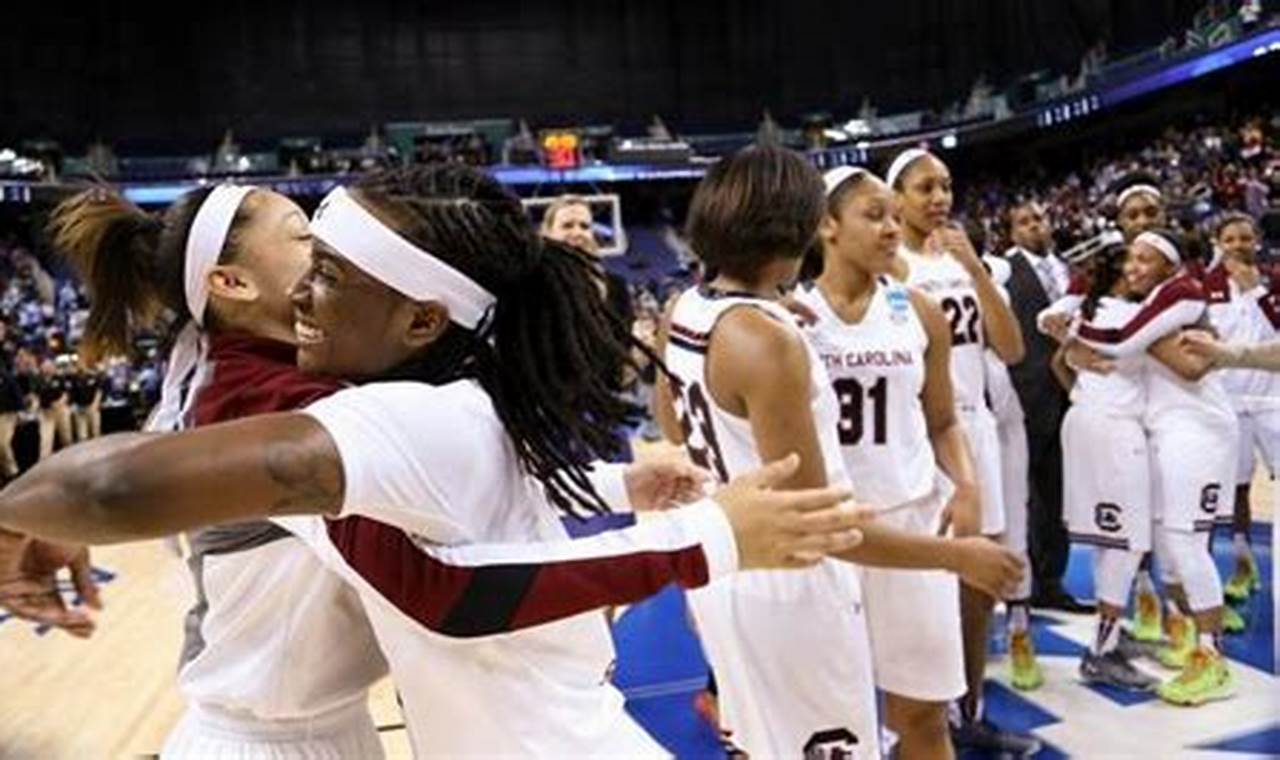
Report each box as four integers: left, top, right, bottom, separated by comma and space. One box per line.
3, 0, 1204, 152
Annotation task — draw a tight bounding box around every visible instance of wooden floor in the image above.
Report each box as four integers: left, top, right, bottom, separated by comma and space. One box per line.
0, 458, 1273, 759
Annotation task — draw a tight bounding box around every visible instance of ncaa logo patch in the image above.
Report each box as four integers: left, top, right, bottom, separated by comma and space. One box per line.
886, 285, 911, 325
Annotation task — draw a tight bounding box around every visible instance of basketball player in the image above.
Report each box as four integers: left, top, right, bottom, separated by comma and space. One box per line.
798, 165, 991, 758
1104, 171, 1172, 643
1113, 172, 1168, 243
47, 183, 390, 758
884, 149, 1036, 754
25, 183, 727, 756
1072, 229, 1237, 706
1200, 213, 1276, 609
1047, 231, 1159, 692
0, 165, 870, 756
657, 146, 1025, 759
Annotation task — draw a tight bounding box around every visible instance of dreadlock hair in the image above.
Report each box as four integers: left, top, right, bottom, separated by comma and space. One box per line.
46, 185, 255, 363
350, 164, 651, 517
1080, 240, 1129, 321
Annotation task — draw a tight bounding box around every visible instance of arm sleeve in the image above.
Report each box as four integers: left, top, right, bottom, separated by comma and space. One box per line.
284, 499, 736, 639
1074, 279, 1207, 357
583, 461, 632, 513
1036, 294, 1084, 335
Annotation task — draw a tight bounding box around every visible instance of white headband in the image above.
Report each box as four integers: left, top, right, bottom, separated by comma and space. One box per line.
184, 184, 254, 327
886, 148, 931, 189
823, 166, 872, 197
1135, 231, 1181, 265
1116, 184, 1163, 208
310, 187, 497, 329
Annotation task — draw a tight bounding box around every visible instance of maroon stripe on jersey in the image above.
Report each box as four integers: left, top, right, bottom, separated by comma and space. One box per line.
668, 335, 708, 355
1260, 292, 1280, 330
1076, 274, 1205, 344
508, 546, 708, 631
326, 515, 709, 638
669, 322, 711, 344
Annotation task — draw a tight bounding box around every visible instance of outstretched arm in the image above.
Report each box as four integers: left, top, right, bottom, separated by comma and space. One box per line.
0, 413, 343, 544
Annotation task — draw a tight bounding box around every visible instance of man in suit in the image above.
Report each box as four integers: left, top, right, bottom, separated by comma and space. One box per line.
1003, 201, 1094, 613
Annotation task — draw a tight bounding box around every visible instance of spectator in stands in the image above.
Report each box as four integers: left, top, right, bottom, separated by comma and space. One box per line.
68, 356, 102, 442
540, 195, 636, 333
35, 357, 70, 459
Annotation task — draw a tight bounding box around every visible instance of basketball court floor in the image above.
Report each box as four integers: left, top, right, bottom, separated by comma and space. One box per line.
1, 457, 1275, 759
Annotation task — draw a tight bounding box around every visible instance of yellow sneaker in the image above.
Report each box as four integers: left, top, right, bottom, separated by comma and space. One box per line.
1009, 629, 1045, 691
1156, 648, 1235, 706
1156, 612, 1197, 669
1131, 589, 1164, 643
1223, 605, 1246, 635
1224, 554, 1260, 602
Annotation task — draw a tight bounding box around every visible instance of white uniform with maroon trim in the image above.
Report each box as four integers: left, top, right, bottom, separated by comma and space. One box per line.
900, 246, 1005, 534
666, 285, 878, 760
1059, 296, 1153, 552
797, 280, 965, 702
1074, 275, 1239, 534
270, 379, 757, 758
1204, 266, 1280, 485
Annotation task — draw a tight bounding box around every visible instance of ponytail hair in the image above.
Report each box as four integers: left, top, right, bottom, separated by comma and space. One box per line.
1080, 242, 1127, 321
47, 185, 253, 363
351, 165, 649, 516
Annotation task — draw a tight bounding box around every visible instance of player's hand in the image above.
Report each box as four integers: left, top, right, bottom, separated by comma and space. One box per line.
0, 528, 101, 638
929, 224, 984, 274
1040, 313, 1072, 342
951, 536, 1025, 599
1179, 329, 1237, 368
779, 294, 820, 327
1063, 340, 1115, 374
937, 487, 981, 538
712, 454, 866, 569
624, 459, 711, 511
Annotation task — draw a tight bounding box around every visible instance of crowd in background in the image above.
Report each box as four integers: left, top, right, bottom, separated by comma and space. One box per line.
0, 235, 163, 480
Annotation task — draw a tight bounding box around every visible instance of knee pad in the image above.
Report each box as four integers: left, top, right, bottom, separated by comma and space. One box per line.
1093, 548, 1143, 609
1157, 528, 1223, 612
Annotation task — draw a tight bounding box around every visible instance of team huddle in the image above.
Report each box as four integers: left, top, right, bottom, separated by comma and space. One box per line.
0, 144, 1270, 759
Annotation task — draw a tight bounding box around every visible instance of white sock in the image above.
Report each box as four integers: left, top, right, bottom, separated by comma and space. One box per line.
1232, 532, 1250, 560
1136, 568, 1156, 597
1198, 630, 1219, 654
1008, 603, 1030, 634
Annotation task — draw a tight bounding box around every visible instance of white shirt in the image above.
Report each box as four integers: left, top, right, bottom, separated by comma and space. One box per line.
899, 245, 989, 412
797, 281, 943, 509
284, 379, 735, 757
1011, 246, 1070, 303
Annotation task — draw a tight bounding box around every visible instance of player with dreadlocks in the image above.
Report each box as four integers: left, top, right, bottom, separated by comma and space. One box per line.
0, 164, 867, 756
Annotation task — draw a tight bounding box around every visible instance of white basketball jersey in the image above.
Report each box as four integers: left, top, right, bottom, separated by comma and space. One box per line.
666, 285, 875, 759
796, 280, 937, 508
1071, 298, 1147, 417
1208, 279, 1280, 410
666, 286, 849, 490
899, 246, 988, 410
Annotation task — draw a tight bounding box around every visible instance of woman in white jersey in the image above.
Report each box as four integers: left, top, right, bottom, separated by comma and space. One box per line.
798, 165, 987, 760
43, 184, 390, 759
0, 165, 871, 757
655, 146, 1024, 759
1071, 229, 1237, 706
884, 148, 1032, 754
1044, 231, 1160, 693
1201, 213, 1276, 606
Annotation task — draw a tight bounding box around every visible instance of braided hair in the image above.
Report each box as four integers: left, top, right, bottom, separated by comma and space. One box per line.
351, 165, 651, 517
